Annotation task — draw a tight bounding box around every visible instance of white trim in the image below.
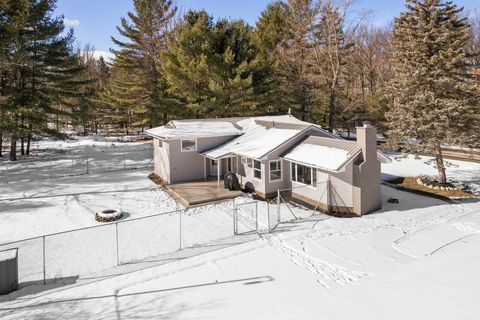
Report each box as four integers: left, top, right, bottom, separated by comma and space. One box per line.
291, 162, 317, 188
269, 159, 283, 182
181, 138, 197, 152
253, 159, 262, 181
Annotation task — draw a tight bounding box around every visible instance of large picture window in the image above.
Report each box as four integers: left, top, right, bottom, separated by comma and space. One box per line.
269, 160, 282, 181
291, 163, 317, 188
253, 160, 262, 180
181, 139, 197, 152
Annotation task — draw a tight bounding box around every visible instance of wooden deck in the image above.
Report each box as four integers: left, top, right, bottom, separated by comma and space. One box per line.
165, 179, 243, 208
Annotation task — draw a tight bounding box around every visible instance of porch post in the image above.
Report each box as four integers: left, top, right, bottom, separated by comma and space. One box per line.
217, 159, 221, 188
204, 157, 207, 181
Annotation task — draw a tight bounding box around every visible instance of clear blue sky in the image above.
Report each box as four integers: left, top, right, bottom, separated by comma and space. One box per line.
55, 0, 479, 54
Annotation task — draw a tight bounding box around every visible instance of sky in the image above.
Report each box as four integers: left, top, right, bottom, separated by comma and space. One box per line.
55, 0, 479, 59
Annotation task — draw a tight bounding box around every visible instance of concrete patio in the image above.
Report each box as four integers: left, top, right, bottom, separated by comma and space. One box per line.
164, 179, 244, 207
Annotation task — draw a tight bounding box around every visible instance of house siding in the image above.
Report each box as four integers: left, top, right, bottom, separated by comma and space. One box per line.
154, 135, 236, 184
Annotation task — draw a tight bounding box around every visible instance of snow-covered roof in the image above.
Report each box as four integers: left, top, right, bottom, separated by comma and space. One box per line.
283, 137, 362, 172
146, 120, 243, 139
201, 115, 332, 159
283, 136, 391, 171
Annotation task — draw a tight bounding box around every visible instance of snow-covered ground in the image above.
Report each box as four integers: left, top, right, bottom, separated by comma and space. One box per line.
1, 187, 479, 319
382, 152, 480, 193
0, 139, 479, 319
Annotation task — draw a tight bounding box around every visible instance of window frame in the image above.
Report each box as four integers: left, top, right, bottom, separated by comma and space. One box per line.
180, 138, 197, 152
291, 162, 317, 188
253, 160, 262, 180
247, 158, 253, 168
269, 159, 282, 182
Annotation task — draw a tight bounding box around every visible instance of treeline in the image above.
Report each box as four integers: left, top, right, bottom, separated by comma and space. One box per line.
1, 0, 479, 163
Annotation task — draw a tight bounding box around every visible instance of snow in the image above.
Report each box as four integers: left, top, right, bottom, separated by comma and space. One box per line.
1, 187, 479, 319
1, 138, 480, 319
146, 121, 242, 139
284, 143, 351, 171
0, 249, 17, 261
203, 118, 302, 159
382, 152, 480, 193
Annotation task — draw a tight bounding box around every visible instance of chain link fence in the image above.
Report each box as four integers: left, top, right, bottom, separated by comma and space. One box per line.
0, 141, 153, 184
0, 199, 275, 287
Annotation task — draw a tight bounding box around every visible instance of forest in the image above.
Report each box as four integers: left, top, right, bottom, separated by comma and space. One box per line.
1, 0, 479, 166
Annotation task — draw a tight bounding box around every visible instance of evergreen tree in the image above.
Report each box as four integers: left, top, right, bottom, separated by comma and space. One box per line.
162, 10, 261, 118
110, 0, 176, 127
1, 0, 84, 160
387, 0, 480, 183
274, 0, 319, 121
254, 1, 296, 115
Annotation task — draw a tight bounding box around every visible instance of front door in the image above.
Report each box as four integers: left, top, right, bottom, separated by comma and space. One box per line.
210, 159, 218, 176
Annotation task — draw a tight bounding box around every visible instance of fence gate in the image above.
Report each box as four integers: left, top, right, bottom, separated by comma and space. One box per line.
234, 202, 259, 235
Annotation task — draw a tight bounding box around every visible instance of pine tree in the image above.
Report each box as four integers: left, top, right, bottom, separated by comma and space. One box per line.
275, 0, 319, 122
110, 0, 176, 127
254, 1, 297, 115
162, 10, 261, 118
387, 0, 480, 183
1, 0, 84, 160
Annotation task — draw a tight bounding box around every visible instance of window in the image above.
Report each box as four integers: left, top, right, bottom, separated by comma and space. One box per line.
181, 139, 197, 152
158, 139, 163, 149
270, 160, 282, 181
247, 158, 253, 168
291, 163, 316, 187
241, 157, 247, 164
253, 160, 262, 180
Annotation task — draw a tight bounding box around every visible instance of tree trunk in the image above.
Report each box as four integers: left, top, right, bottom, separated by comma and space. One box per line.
0, 131, 3, 157
21, 137, 25, 155
328, 89, 336, 132
10, 138, 16, 161
436, 144, 447, 184
26, 123, 32, 155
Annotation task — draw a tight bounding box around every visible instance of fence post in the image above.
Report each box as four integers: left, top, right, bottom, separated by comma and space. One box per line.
49, 154, 53, 179
255, 201, 258, 232
42, 235, 46, 285
277, 189, 281, 224
267, 201, 270, 231
123, 145, 126, 171
86, 156, 89, 174
4, 161, 8, 184
115, 222, 120, 266
179, 209, 182, 250
233, 200, 237, 236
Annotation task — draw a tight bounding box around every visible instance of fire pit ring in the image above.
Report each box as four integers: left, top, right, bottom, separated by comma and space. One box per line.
95, 208, 123, 222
